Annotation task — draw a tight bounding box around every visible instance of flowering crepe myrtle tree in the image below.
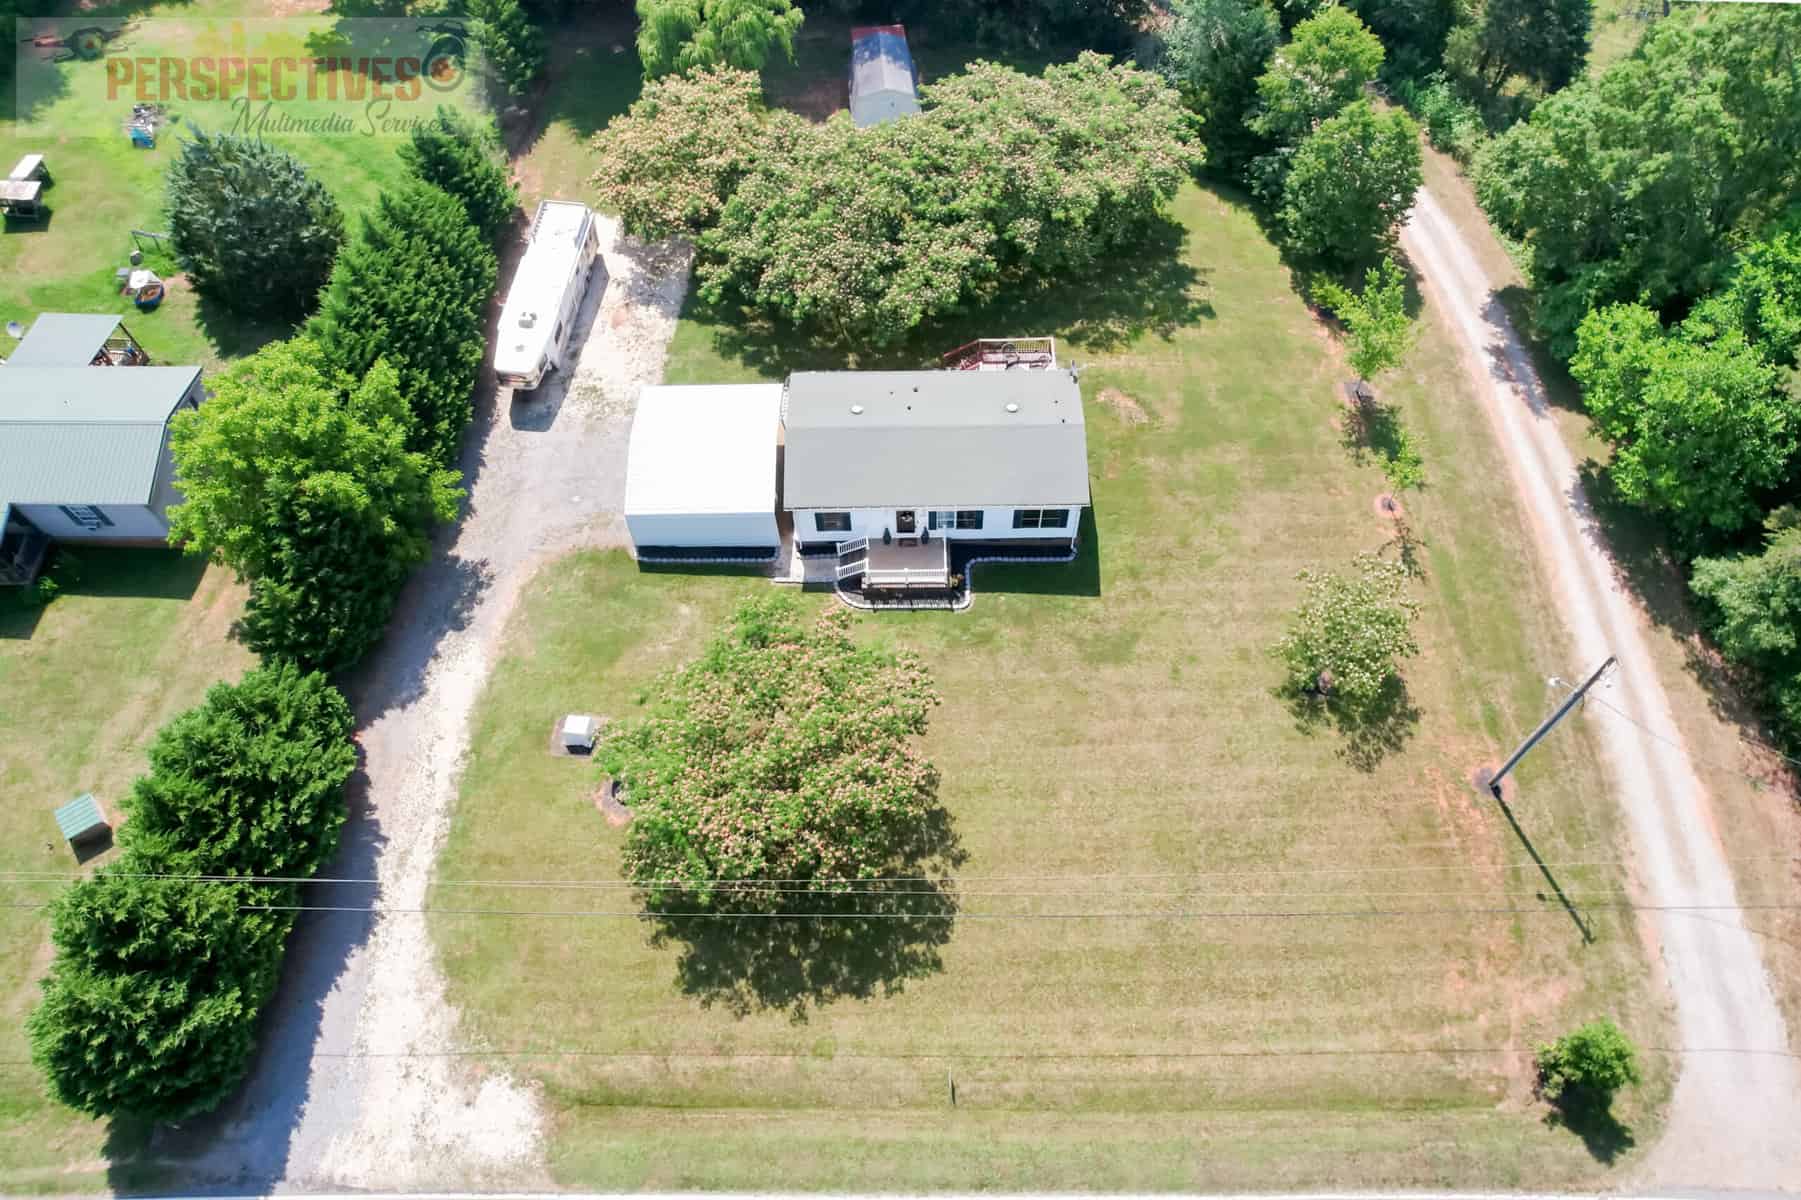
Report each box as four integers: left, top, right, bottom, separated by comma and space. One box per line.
600, 595, 941, 913
1274, 551, 1419, 710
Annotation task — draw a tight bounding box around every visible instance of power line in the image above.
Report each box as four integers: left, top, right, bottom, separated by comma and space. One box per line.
1588, 692, 1801, 779
2, 853, 1794, 890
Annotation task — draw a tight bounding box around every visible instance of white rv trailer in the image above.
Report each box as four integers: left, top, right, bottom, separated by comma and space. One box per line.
493, 200, 602, 392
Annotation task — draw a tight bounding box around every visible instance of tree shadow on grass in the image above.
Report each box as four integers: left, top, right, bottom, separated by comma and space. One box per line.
686, 214, 1212, 378
644, 805, 967, 1023
1543, 1093, 1636, 1165
1284, 675, 1422, 772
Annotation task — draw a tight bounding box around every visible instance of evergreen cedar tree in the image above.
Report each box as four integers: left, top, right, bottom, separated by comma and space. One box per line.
601, 595, 941, 912
1161, 0, 1281, 174
165, 129, 344, 323
312, 180, 500, 465
29, 665, 356, 1120
591, 54, 1200, 345
399, 106, 521, 245
469, 0, 547, 94
167, 339, 461, 673
635, 0, 805, 80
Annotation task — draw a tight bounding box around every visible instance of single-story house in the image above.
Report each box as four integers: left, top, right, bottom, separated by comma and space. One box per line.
1, 314, 203, 583
850, 24, 921, 128
623, 384, 783, 557
622, 366, 1089, 589
784, 369, 1088, 552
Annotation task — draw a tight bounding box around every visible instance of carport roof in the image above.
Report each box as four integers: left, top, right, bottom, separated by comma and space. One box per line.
624, 385, 784, 516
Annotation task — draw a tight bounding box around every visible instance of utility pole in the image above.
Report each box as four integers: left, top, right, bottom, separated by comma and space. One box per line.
1487, 656, 1616, 799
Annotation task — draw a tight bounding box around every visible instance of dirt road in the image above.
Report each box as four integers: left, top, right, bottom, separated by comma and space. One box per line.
169, 218, 693, 1192
1401, 187, 1801, 1188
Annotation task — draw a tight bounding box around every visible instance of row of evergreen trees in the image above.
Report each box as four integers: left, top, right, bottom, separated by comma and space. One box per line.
26, 112, 521, 1121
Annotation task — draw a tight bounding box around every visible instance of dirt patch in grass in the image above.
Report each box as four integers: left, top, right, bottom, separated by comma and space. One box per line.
593, 779, 632, 827
1098, 387, 1149, 426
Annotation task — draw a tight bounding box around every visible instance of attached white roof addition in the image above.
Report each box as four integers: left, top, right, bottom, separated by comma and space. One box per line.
624, 385, 784, 517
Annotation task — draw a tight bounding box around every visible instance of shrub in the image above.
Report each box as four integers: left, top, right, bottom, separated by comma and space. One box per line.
1691, 509, 1801, 746
1394, 71, 1488, 164
601, 595, 941, 911
399, 106, 519, 245
1274, 551, 1420, 709
311, 181, 499, 464
165, 128, 344, 323
168, 338, 461, 673
1536, 1018, 1642, 1106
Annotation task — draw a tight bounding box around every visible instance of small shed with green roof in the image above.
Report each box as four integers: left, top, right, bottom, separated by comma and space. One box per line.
53, 792, 109, 847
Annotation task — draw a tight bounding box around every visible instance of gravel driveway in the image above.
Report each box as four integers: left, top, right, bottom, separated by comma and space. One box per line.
167, 217, 693, 1192
1402, 187, 1801, 1189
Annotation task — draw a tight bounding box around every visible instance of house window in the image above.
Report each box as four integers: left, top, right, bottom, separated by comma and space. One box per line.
928, 510, 984, 531
58, 505, 114, 531
814, 511, 852, 533
1011, 508, 1069, 530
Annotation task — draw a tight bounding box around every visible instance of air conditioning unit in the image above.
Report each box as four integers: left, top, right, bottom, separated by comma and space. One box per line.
561, 714, 598, 753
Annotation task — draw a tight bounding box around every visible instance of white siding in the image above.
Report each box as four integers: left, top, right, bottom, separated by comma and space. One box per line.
794, 505, 1077, 543
16, 502, 168, 541
626, 511, 779, 549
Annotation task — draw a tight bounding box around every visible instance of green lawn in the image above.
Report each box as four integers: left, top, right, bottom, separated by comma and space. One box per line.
434, 183, 1670, 1188
0, 552, 256, 1192
0, 0, 489, 370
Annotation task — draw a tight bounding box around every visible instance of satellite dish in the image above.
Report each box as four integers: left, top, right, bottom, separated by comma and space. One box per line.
4, 321, 23, 340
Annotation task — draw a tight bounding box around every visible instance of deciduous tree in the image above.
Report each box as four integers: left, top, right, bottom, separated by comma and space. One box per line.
1535, 1019, 1642, 1107
168, 338, 461, 672
636, 0, 804, 79
1571, 303, 1792, 539
601, 595, 941, 911
1248, 5, 1385, 145
1278, 99, 1421, 266
1314, 256, 1416, 386
1274, 551, 1420, 711
1475, 11, 1801, 357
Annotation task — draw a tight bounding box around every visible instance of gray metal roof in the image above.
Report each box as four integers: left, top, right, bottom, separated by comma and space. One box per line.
0, 366, 199, 505
783, 370, 1090, 510
6, 314, 124, 367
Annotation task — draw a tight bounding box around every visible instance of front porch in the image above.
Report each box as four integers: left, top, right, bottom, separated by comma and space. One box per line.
860, 536, 951, 589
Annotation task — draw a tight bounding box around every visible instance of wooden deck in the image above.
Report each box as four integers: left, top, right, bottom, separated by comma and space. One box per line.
863, 538, 949, 588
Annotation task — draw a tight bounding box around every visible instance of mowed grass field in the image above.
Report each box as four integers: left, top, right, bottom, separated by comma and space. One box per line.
433, 183, 1672, 1188
0, 553, 255, 1191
